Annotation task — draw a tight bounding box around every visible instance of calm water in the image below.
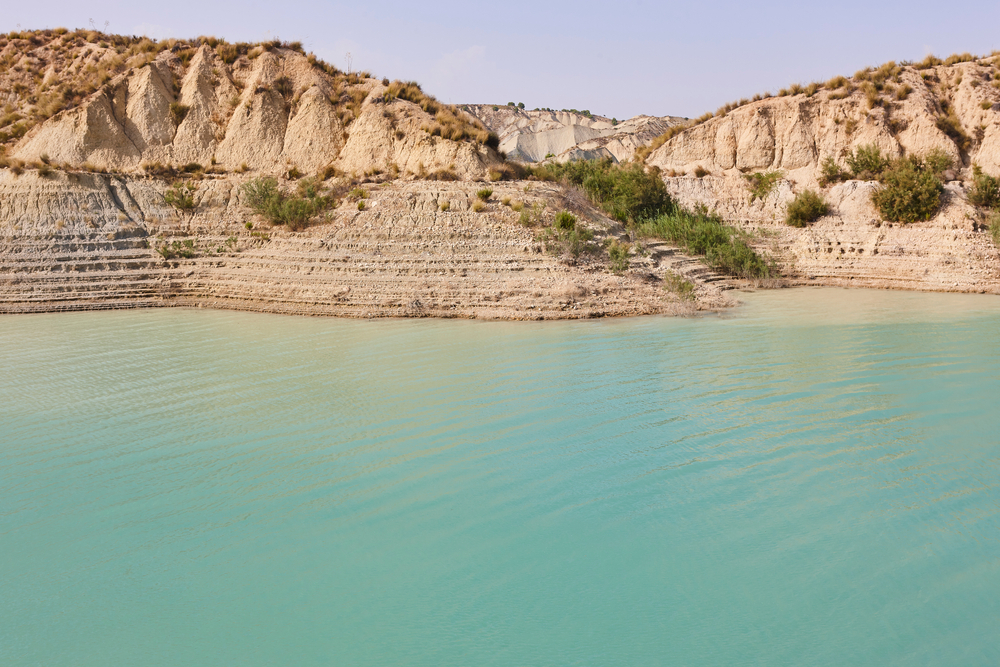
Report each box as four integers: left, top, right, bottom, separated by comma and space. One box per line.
2, 288, 999, 666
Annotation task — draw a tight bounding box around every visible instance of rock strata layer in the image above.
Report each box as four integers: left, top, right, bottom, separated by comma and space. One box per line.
0, 171, 730, 318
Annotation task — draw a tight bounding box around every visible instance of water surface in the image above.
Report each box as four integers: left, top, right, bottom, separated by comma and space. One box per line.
2, 288, 999, 665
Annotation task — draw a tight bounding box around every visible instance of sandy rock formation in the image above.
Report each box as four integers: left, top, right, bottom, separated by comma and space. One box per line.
3, 32, 501, 180
464, 105, 683, 163
639, 57, 1000, 293
646, 59, 1000, 184
0, 169, 730, 318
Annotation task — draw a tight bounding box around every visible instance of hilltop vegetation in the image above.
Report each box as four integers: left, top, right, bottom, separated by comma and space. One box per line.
0, 28, 500, 179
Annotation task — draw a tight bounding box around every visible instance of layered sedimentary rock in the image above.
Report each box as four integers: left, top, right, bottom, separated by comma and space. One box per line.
0, 171, 730, 317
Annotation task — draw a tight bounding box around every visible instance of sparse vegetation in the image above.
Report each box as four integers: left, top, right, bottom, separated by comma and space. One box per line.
517, 202, 545, 226
169, 102, 190, 126
471, 200, 485, 213
607, 239, 630, 273
538, 158, 673, 224
635, 206, 773, 280
936, 103, 970, 151
819, 156, 850, 186
872, 154, 950, 223
386, 80, 499, 148
157, 238, 197, 259
663, 272, 696, 299
476, 188, 493, 201
694, 166, 711, 178
241, 176, 334, 231
163, 182, 196, 210
538, 224, 595, 258
744, 171, 782, 202
785, 190, 828, 227
989, 211, 1000, 247
968, 164, 1000, 209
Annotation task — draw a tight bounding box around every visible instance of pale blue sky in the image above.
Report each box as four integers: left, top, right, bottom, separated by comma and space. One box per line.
6, 1, 1000, 119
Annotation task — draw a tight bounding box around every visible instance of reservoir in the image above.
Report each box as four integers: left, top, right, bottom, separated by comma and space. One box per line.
2, 288, 999, 665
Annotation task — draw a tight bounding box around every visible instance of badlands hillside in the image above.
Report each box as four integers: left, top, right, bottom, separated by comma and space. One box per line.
464, 104, 684, 163
3, 30, 1000, 319
0, 29, 725, 318
641, 54, 1000, 292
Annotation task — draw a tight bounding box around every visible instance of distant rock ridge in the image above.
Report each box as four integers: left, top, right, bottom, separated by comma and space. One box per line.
462, 105, 684, 163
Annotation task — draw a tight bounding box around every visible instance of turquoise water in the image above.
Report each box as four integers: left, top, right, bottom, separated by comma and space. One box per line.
2, 288, 999, 666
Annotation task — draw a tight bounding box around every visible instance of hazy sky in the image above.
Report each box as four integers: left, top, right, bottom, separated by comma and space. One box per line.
5, 1, 1000, 119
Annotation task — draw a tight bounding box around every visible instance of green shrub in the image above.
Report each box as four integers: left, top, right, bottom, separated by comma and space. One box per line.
744, 171, 782, 202
846, 144, 890, 179
240, 176, 332, 231
819, 156, 850, 186
540, 158, 673, 223
357, 200, 365, 211
607, 239, 630, 273
663, 272, 696, 300
989, 210, 1000, 247
169, 102, 189, 126
348, 187, 368, 200
635, 206, 773, 279
439, 200, 450, 212
476, 188, 493, 201
538, 225, 595, 258
785, 190, 828, 227
871, 157, 945, 223
969, 164, 1000, 208
936, 108, 970, 150
164, 182, 196, 210
554, 211, 576, 230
